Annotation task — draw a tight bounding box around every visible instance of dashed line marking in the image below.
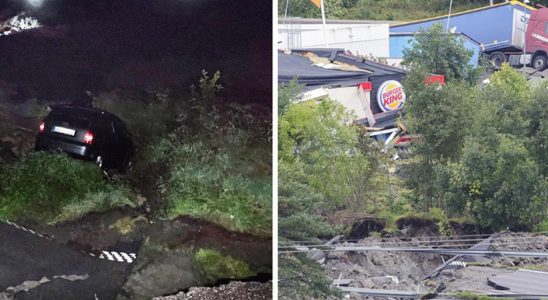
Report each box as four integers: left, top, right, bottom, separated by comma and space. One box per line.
6, 220, 49, 239
449, 261, 467, 267
99, 251, 114, 261
111, 251, 124, 262
120, 252, 133, 262
99, 250, 137, 264
5, 220, 137, 264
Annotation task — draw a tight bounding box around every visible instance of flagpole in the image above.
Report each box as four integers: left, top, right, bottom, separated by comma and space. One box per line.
446, 0, 453, 31
320, 0, 328, 46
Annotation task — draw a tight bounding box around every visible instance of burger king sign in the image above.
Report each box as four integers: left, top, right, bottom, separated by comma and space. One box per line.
377, 80, 406, 112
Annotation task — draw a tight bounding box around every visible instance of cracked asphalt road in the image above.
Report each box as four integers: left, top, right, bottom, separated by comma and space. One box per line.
0, 221, 130, 300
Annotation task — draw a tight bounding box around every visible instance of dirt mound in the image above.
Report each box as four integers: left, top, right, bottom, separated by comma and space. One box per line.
325, 238, 443, 291
153, 281, 272, 300
347, 219, 385, 240
488, 233, 548, 269
396, 217, 439, 237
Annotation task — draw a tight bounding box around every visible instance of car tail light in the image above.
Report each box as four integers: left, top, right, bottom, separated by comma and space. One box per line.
83, 130, 94, 145
39, 121, 45, 133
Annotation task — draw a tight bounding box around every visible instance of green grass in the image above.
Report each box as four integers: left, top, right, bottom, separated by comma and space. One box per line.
94, 74, 272, 236
195, 248, 256, 282
455, 291, 500, 300
158, 134, 271, 235
151, 101, 272, 235
0, 152, 134, 224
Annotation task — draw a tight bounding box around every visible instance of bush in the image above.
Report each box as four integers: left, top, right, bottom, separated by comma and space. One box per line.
279, 253, 341, 299
279, 212, 336, 241
155, 103, 272, 235
0, 152, 133, 224
195, 248, 256, 282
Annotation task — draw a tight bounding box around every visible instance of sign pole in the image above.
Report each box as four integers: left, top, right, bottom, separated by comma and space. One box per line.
446, 0, 453, 31
320, 0, 328, 46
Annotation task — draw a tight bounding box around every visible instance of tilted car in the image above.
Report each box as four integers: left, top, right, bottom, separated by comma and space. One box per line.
35, 105, 134, 171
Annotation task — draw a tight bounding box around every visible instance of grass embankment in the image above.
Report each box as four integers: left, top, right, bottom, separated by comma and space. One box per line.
96, 71, 272, 236
0, 152, 134, 224
195, 248, 257, 282
0, 71, 271, 235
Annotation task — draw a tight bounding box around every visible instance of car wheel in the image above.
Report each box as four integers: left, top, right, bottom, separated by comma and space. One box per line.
533, 54, 547, 71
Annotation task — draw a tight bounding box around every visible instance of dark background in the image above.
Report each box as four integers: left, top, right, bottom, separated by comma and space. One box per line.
0, 0, 272, 105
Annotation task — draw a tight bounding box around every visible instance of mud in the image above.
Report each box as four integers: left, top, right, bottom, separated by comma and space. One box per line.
326, 231, 548, 298
153, 281, 273, 300
348, 219, 385, 240
325, 238, 444, 291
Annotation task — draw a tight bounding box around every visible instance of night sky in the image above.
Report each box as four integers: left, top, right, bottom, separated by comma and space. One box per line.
0, 0, 272, 105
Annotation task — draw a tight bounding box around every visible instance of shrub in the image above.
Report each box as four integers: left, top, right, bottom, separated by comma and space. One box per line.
0, 152, 133, 224
155, 103, 272, 235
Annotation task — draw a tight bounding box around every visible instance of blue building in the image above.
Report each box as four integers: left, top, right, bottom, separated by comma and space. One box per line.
390, 1, 535, 55
389, 32, 481, 67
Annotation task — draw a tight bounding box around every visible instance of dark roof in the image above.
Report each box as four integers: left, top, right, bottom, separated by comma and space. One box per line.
278, 49, 406, 91
50, 104, 110, 118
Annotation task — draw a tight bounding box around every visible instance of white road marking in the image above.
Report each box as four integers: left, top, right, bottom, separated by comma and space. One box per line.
5, 220, 137, 264
101, 251, 114, 261
120, 252, 133, 263
110, 251, 125, 262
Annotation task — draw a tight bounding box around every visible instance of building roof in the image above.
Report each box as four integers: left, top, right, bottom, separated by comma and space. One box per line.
278, 49, 405, 91
279, 17, 397, 25
389, 31, 481, 45
391, 0, 536, 28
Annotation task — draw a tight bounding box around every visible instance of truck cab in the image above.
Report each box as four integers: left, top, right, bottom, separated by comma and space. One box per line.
525, 8, 548, 70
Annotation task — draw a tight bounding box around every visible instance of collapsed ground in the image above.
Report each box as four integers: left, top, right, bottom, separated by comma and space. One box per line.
0, 73, 272, 299
322, 219, 548, 297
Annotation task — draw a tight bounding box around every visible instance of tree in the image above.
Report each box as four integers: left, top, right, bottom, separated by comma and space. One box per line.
527, 83, 548, 176
277, 84, 391, 299
443, 135, 546, 230
433, 66, 548, 230
401, 23, 478, 83
404, 72, 475, 209
280, 99, 378, 211
279, 0, 346, 19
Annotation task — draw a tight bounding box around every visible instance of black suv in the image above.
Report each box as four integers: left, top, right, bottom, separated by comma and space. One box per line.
35, 105, 134, 171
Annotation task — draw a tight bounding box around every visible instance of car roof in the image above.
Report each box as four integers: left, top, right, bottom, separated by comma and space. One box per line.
49, 105, 115, 120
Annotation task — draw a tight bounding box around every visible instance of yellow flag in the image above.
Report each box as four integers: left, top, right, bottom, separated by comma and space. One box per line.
310, 0, 321, 8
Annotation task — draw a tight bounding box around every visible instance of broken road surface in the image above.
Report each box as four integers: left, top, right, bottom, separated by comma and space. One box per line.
0, 221, 130, 300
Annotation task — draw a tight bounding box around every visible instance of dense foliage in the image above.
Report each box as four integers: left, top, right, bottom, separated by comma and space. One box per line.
98, 71, 272, 235
404, 27, 548, 231
278, 79, 392, 298
402, 23, 479, 83
280, 0, 502, 21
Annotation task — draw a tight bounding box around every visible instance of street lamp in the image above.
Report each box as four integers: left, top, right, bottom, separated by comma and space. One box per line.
26, 0, 45, 8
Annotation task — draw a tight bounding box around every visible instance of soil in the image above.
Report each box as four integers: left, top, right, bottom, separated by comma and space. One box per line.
153, 281, 272, 300
324, 219, 548, 299
32, 208, 272, 299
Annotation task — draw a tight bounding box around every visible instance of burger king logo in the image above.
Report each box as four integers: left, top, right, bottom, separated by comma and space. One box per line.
377, 80, 406, 112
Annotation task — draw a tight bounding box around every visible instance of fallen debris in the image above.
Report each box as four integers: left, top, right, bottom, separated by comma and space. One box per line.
152, 281, 272, 300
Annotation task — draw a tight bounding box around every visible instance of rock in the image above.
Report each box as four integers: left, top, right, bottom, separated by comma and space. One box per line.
440, 269, 453, 277
357, 278, 373, 288
152, 281, 272, 300
371, 276, 391, 286
117, 246, 204, 300
307, 248, 326, 262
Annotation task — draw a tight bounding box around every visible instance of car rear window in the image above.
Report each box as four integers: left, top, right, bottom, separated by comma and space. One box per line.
48, 109, 95, 129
